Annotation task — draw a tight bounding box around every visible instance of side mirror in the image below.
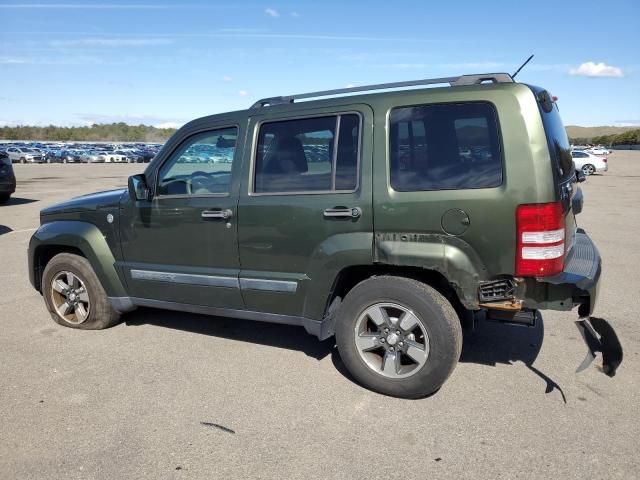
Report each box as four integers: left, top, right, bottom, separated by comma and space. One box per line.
575, 169, 586, 183
128, 174, 150, 201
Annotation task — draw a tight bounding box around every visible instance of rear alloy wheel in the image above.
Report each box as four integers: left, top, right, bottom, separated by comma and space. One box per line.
582, 164, 596, 176
42, 253, 121, 329
335, 276, 462, 398
354, 303, 429, 378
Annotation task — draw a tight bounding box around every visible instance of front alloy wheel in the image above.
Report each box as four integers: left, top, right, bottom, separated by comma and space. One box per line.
50, 271, 91, 324
355, 303, 429, 378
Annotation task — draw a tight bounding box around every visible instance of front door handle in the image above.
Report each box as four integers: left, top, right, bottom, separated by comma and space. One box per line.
323, 207, 362, 219
201, 208, 233, 220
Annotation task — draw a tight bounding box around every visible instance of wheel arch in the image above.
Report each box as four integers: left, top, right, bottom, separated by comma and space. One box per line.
29, 221, 128, 298
318, 264, 472, 340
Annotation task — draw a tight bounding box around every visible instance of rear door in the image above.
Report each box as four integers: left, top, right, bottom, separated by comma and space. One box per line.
237, 105, 374, 320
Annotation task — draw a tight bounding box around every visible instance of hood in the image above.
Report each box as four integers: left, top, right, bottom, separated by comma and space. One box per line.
40, 188, 126, 216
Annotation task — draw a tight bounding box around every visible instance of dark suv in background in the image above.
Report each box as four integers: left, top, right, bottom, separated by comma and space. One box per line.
0, 150, 16, 204
27, 72, 622, 398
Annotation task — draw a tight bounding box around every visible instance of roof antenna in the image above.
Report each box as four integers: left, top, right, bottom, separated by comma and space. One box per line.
512, 54, 534, 79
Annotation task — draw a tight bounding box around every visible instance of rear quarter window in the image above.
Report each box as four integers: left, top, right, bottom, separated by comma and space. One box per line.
389, 102, 503, 191
534, 88, 574, 182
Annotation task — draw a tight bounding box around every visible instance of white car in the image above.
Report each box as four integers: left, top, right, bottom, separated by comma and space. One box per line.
572, 150, 608, 176
586, 147, 611, 155
98, 152, 129, 163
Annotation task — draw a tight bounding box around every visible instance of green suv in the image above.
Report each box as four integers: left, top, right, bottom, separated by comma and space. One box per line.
28, 73, 621, 398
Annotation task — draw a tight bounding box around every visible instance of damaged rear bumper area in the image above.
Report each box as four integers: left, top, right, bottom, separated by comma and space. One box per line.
480, 230, 623, 376
542, 229, 622, 376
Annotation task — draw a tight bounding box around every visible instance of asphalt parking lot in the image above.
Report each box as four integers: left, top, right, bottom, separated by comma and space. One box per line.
1, 154, 639, 479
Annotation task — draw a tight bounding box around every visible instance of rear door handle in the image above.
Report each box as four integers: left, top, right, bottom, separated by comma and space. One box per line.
201, 208, 233, 220
323, 207, 362, 219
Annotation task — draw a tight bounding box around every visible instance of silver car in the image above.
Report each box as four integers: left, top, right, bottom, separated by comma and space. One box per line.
79, 150, 106, 163
5, 147, 45, 164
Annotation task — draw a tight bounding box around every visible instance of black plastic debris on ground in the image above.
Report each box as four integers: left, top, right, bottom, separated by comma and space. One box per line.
200, 422, 235, 434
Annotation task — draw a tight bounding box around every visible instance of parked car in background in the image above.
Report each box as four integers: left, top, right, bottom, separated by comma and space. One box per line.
6, 147, 45, 164
44, 149, 64, 163
572, 150, 608, 176
0, 150, 16, 204
114, 150, 140, 162
586, 147, 611, 155
60, 150, 83, 163
80, 150, 106, 163
96, 151, 128, 163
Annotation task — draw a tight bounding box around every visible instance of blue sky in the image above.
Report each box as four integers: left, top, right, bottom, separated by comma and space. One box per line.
0, 0, 638, 128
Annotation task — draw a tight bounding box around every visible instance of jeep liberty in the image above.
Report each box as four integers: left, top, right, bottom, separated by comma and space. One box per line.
28, 73, 622, 398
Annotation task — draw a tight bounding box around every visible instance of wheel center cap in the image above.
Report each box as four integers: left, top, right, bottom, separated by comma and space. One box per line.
386, 333, 399, 346
68, 292, 77, 301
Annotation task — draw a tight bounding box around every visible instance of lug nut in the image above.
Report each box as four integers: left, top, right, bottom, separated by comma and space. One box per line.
389, 347, 394, 351
380, 338, 385, 343
396, 330, 400, 335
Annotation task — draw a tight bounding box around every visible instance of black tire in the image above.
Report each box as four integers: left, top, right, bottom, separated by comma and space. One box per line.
42, 253, 121, 330
335, 276, 462, 398
0, 194, 10, 205
20, 157, 26, 164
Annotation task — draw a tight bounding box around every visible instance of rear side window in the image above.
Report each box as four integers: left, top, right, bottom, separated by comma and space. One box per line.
389, 102, 503, 191
254, 114, 360, 193
535, 89, 573, 182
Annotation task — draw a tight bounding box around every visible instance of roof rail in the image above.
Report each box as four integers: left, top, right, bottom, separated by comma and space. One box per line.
251, 72, 514, 108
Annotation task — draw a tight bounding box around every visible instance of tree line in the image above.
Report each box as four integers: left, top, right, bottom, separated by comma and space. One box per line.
0, 123, 177, 142
569, 129, 640, 146
2, 123, 639, 146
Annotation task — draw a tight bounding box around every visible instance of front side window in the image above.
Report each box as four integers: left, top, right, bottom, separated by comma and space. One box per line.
389, 102, 503, 191
157, 127, 237, 196
254, 114, 360, 193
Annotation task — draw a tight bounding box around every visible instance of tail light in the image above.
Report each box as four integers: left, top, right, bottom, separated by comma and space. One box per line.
516, 202, 565, 277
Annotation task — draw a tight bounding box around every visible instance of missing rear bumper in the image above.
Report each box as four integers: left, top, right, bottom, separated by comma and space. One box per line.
575, 316, 623, 377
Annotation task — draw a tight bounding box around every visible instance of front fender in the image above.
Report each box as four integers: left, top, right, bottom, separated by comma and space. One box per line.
374, 232, 488, 309
28, 220, 128, 298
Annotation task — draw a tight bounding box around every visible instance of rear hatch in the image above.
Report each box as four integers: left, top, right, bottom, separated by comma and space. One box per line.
530, 85, 578, 259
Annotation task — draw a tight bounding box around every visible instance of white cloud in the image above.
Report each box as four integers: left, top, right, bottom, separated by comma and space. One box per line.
50, 38, 173, 47
614, 120, 640, 126
265, 8, 279, 17
76, 113, 185, 127
154, 121, 182, 129
345, 84, 355, 88
223, 75, 233, 82
569, 62, 623, 78
238, 90, 248, 97
0, 55, 108, 65
290, 11, 300, 17
0, 3, 179, 9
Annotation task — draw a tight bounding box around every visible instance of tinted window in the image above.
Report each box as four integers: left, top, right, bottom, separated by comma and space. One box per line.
389, 102, 502, 191
157, 127, 237, 196
254, 114, 360, 193
572, 151, 587, 158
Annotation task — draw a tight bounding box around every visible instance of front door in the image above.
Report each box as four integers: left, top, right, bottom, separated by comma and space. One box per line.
237, 106, 374, 320
119, 125, 244, 309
